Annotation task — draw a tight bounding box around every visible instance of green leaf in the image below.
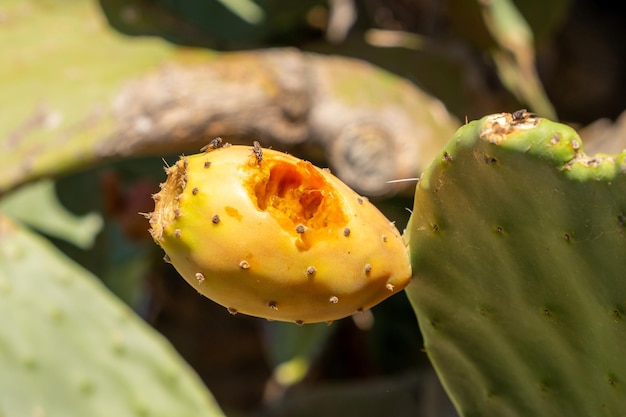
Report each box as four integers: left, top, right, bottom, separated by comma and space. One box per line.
0, 214, 225, 417
0, 179, 103, 249
263, 321, 335, 387
216, 0, 265, 24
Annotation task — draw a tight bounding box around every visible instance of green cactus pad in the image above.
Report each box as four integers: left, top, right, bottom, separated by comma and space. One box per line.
0, 215, 225, 417
405, 112, 626, 416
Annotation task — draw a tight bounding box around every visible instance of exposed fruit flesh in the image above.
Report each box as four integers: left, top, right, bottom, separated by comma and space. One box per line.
247, 159, 348, 250
252, 160, 347, 229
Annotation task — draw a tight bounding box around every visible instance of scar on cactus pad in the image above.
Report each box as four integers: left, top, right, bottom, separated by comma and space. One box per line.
148, 140, 411, 324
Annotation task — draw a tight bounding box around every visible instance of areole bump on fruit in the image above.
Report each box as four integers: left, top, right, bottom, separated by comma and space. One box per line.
148, 140, 412, 324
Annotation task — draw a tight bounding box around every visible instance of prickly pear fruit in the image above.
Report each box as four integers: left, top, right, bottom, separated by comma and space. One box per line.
406, 112, 626, 416
149, 141, 411, 324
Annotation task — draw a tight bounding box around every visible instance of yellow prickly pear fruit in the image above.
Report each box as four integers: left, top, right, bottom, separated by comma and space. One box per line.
148, 140, 411, 324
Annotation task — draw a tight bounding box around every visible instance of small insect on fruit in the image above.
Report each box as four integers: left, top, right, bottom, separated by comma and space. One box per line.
148, 140, 412, 323
201, 137, 225, 152
511, 109, 534, 124
252, 140, 263, 164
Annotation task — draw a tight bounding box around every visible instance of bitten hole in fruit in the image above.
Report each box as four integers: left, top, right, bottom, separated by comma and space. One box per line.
250, 160, 348, 233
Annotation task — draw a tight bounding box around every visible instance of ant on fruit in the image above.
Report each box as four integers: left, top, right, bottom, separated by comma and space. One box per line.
201, 137, 224, 152
511, 109, 535, 124
252, 140, 263, 164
